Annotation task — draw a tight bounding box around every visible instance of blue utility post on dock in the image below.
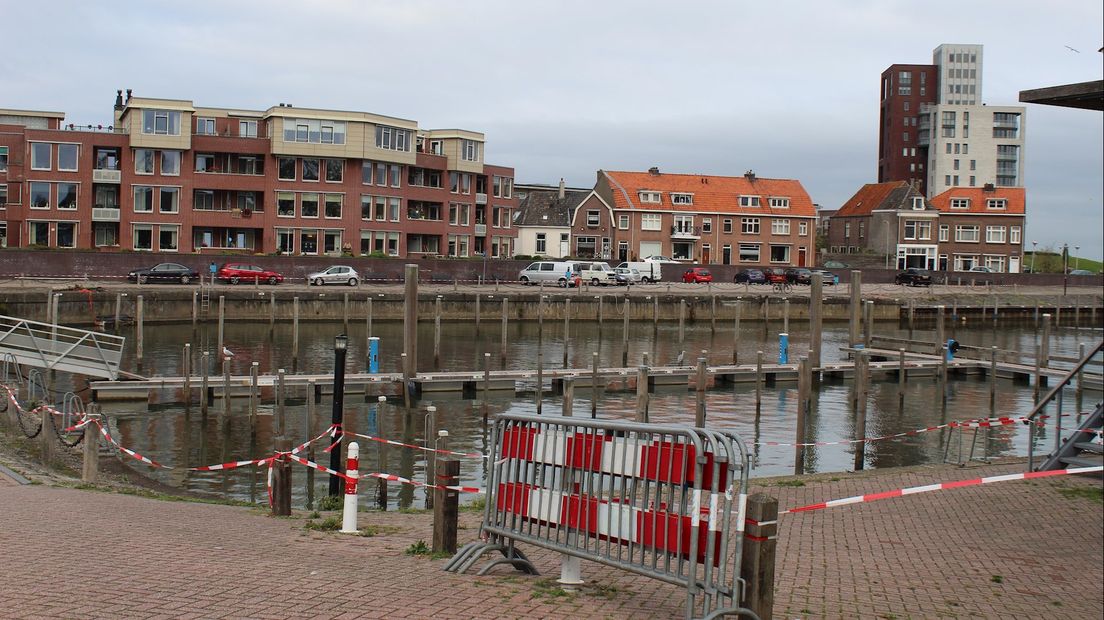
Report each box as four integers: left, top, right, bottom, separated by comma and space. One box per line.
779, 332, 789, 364
368, 337, 380, 374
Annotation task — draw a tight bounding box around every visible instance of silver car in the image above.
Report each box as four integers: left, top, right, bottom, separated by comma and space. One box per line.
307, 265, 360, 286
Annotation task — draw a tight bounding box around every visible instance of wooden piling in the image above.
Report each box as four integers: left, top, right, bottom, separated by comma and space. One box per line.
1040, 313, 1051, 369
897, 348, 907, 397
809, 277, 822, 370
740, 494, 778, 620
276, 369, 287, 435
366, 296, 373, 340
733, 297, 742, 365
621, 298, 629, 367
635, 364, 649, 422
182, 344, 192, 408
562, 377, 574, 417
81, 405, 100, 482
136, 295, 144, 368
189, 291, 196, 329
591, 352, 600, 418
200, 351, 210, 417
434, 295, 442, 368
989, 346, 998, 414
475, 294, 481, 334
221, 357, 231, 419
853, 352, 868, 471
653, 295, 659, 332
678, 298, 686, 343
431, 458, 460, 554
755, 350, 763, 409
782, 298, 789, 335
794, 357, 809, 475
425, 406, 436, 509
849, 270, 862, 347
292, 297, 300, 363
482, 353, 491, 420
863, 300, 873, 349
565, 298, 572, 368
217, 296, 225, 361
695, 354, 707, 427
249, 362, 259, 424
535, 350, 544, 415
500, 298, 509, 364
935, 305, 946, 355
343, 292, 350, 331
403, 264, 419, 382
271, 437, 292, 516
711, 295, 717, 334
269, 293, 276, 334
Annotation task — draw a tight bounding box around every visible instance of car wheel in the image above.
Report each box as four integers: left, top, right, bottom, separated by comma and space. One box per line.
642, 277, 652, 284
520, 276, 530, 285
230, 276, 240, 285
180, 275, 191, 284
348, 278, 358, 287
313, 278, 324, 286
138, 274, 148, 284
592, 278, 600, 286
558, 278, 567, 288
268, 276, 278, 285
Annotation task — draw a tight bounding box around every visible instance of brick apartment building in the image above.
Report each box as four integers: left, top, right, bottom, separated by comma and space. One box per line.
589, 168, 816, 266
0, 91, 519, 257
928, 185, 1025, 273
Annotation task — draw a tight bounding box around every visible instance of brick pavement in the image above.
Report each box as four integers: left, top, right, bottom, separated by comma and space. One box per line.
0, 459, 1100, 619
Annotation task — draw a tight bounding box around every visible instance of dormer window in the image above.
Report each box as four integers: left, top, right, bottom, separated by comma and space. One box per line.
911, 197, 925, 210
986, 199, 1007, 210
639, 191, 661, 204
670, 193, 693, 205
739, 195, 761, 207
950, 198, 970, 209
769, 197, 790, 208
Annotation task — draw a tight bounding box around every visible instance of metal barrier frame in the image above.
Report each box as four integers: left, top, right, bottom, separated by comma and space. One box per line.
445, 413, 754, 620
0, 315, 125, 380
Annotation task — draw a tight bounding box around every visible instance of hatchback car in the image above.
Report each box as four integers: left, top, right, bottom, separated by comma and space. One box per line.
1069, 269, 1096, 276
682, 268, 713, 283
216, 263, 284, 285
968, 266, 994, 273
765, 268, 787, 284
784, 268, 812, 285
307, 265, 360, 286
734, 268, 767, 284
895, 268, 933, 286
614, 267, 642, 285
128, 263, 199, 284
809, 269, 839, 285
823, 260, 849, 269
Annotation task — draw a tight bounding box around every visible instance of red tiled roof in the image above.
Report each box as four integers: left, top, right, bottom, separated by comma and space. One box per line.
929, 187, 1026, 215
601, 170, 815, 216
836, 181, 911, 216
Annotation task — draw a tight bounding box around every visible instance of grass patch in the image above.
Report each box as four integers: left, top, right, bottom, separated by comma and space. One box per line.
586, 583, 622, 599
399, 506, 430, 514
990, 575, 1003, 584
403, 540, 450, 559
1056, 487, 1103, 504
531, 578, 576, 600
776, 479, 806, 487
308, 510, 321, 519
303, 516, 342, 532
461, 495, 487, 512
316, 495, 343, 511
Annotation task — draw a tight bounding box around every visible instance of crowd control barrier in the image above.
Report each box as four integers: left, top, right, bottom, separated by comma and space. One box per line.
445, 413, 754, 620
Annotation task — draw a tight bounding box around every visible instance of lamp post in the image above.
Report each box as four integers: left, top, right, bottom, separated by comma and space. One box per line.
328, 334, 349, 497
1074, 245, 1080, 270
1062, 243, 1069, 297
1030, 241, 1037, 274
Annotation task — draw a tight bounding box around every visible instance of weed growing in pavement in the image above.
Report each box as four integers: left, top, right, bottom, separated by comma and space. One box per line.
461, 495, 487, 512
308, 510, 321, 519
585, 583, 622, 599
990, 575, 1004, 584
1056, 487, 1103, 504
405, 540, 431, 555
303, 516, 342, 532
398, 506, 430, 514
316, 495, 342, 511
357, 524, 400, 537
776, 480, 806, 487
531, 578, 575, 600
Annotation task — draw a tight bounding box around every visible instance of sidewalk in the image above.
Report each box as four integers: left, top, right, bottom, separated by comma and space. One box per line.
0, 459, 1100, 619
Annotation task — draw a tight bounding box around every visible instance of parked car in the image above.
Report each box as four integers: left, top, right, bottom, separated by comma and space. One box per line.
894, 268, 933, 286
614, 267, 642, 285
784, 268, 813, 285
682, 267, 713, 283
734, 268, 767, 284
643, 255, 680, 264
307, 265, 360, 286
570, 261, 616, 286
809, 268, 839, 285
823, 260, 849, 269
518, 261, 574, 286
968, 266, 994, 273
765, 268, 787, 284
127, 263, 199, 284
216, 263, 284, 285
615, 261, 662, 283
1069, 269, 1096, 276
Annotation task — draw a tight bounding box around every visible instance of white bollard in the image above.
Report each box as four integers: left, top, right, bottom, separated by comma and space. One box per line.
558, 550, 584, 589
340, 442, 360, 534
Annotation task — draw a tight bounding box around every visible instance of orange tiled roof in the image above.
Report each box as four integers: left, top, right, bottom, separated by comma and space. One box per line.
929, 187, 1026, 214
836, 181, 913, 216
601, 170, 815, 216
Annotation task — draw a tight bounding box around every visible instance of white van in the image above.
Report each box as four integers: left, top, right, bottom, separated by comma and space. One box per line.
518, 261, 574, 286
616, 261, 663, 283
570, 261, 616, 286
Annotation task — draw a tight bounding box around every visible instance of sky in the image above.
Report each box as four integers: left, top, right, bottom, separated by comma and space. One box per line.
3, 0, 1101, 259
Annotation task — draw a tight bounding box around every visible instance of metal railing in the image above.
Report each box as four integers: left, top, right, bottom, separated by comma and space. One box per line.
1026, 340, 1104, 471
0, 315, 125, 380
446, 413, 753, 620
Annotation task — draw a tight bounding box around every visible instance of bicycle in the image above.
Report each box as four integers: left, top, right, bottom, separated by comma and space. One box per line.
772, 281, 793, 294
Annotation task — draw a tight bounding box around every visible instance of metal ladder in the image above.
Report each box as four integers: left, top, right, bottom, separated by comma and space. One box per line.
1036, 401, 1103, 471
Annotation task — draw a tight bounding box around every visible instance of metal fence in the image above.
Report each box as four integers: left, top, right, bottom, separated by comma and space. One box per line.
446, 413, 754, 620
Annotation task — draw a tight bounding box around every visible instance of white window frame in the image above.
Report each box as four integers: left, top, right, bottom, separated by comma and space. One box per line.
950, 198, 970, 209
985, 225, 1006, 244
739, 195, 761, 208
986, 199, 1007, 210
741, 217, 760, 234
770, 219, 790, 235
31, 143, 51, 170
1010, 226, 1021, 245
769, 197, 790, 208
738, 243, 760, 263
640, 213, 661, 231
161, 150, 181, 176
196, 117, 216, 135
57, 144, 79, 172
158, 224, 179, 252
638, 191, 661, 204
617, 214, 629, 230
239, 120, 258, 138
670, 193, 693, 205
132, 224, 154, 251
798, 221, 808, 236
955, 225, 980, 243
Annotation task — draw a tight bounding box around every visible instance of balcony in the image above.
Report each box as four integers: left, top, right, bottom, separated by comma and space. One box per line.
474, 224, 487, 237
92, 169, 121, 184
475, 192, 488, 205
671, 225, 700, 240
92, 207, 120, 222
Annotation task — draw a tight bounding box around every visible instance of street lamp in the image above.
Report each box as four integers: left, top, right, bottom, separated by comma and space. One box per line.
1074, 245, 1080, 270
328, 334, 349, 497
1062, 244, 1069, 297
1030, 241, 1037, 274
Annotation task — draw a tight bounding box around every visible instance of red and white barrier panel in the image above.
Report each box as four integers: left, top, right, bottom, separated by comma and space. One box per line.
346, 431, 486, 460
500, 427, 726, 487
496, 482, 731, 565
781, 466, 1104, 515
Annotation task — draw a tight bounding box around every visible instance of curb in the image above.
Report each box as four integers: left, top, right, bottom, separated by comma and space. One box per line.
0, 462, 32, 485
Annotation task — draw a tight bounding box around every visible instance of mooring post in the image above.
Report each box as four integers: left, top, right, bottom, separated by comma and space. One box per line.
200, 351, 210, 417
433, 295, 442, 368
475, 294, 481, 334
782, 298, 790, 334
500, 297, 509, 365
794, 357, 810, 475
591, 352, 600, 418
1076, 342, 1085, 402
653, 295, 659, 332
678, 298, 686, 343
113, 292, 126, 332
292, 296, 300, 364
755, 350, 764, 409
1040, 313, 1051, 369
424, 406, 436, 509
863, 300, 873, 348
711, 295, 717, 334
81, 405, 100, 483
535, 349, 544, 415
907, 298, 915, 333
403, 264, 419, 383
635, 363, 649, 422
376, 396, 388, 510
809, 276, 822, 372
733, 297, 742, 365
217, 295, 225, 362
221, 356, 231, 419
854, 351, 868, 471
848, 270, 862, 347
565, 298, 572, 368
695, 354, 707, 427
276, 369, 286, 435
269, 293, 276, 335
898, 348, 907, 397
597, 295, 604, 328
482, 352, 491, 420
136, 295, 145, 368
182, 344, 192, 408
366, 296, 373, 340
249, 361, 259, 423
432, 457, 460, 554
934, 305, 946, 356
190, 291, 196, 329
562, 376, 575, 417
271, 437, 292, 517
621, 297, 629, 367
343, 292, 350, 331
989, 346, 998, 415
740, 494, 779, 620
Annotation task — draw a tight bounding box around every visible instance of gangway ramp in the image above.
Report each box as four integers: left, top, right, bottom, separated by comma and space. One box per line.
0, 315, 125, 380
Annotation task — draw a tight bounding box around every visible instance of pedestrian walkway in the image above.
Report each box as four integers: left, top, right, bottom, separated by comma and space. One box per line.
0, 459, 1099, 619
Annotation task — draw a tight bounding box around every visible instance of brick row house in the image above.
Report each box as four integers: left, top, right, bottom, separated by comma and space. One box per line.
828, 181, 1024, 272
578, 168, 816, 266
0, 91, 519, 257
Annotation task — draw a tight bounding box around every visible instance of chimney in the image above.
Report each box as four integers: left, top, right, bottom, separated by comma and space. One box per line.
114, 90, 124, 110
982, 183, 995, 192
648, 166, 660, 176
744, 170, 756, 182
125, 89, 132, 102
558, 178, 565, 199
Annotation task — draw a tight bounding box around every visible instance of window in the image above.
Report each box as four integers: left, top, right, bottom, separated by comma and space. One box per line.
324, 194, 343, 218
300, 230, 318, 254
739, 195, 760, 207
159, 225, 179, 251
57, 183, 77, 210
277, 229, 294, 254
670, 193, 693, 205
969, 160, 976, 171
618, 214, 629, 230
741, 218, 760, 234
142, 109, 181, 135
912, 197, 925, 210
586, 210, 600, 227
903, 220, 931, 240
984, 255, 1006, 272
135, 149, 154, 174
375, 125, 412, 152
57, 144, 78, 171
955, 225, 980, 242
950, 198, 970, 209
237, 192, 255, 212
195, 154, 214, 173
196, 117, 216, 135
798, 221, 808, 236
237, 156, 261, 175
985, 226, 1006, 243
723, 219, 732, 233
29, 221, 49, 245
461, 139, 480, 161
0, 146, 7, 172
953, 159, 960, 170
1010, 226, 1021, 244
325, 159, 343, 182
158, 187, 178, 213
301, 193, 319, 218
859, 221, 865, 238
702, 218, 712, 233
769, 244, 791, 263
133, 224, 153, 250
31, 143, 52, 170
986, 199, 1007, 210
161, 151, 180, 175
30, 182, 50, 209
283, 118, 346, 144
769, 197, 790, 208
94, 223, 117, 247
133, 186, 153, 212
641, 213, 661, 231
536, 233, 547, 253
0, 184, 6, 207
946, 143, 953, 154
771, 219, 790, 235
639, 191, 661, 204
492, 176, 513, 198
737, 241, 763, 260
239, 120, 258, 138
969, 176, 976, 186
844, 222, 851, 238
279, 158, 296, 180
302, 159, 320, 182
277, 192, 295, 216
939, 225, 949, 242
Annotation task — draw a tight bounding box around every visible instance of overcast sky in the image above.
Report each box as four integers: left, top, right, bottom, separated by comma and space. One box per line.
4, 0, 1101, 259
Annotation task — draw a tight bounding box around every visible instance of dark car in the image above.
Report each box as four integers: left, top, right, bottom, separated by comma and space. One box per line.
128, 262, 199, 284
216, 263, 284, 285
809, 268, 839, 285
682, 267, 713, 283
895, 268, 933, 287
765, 268, 787, 284
784, 268, 812, 285
734, 268, 767, 284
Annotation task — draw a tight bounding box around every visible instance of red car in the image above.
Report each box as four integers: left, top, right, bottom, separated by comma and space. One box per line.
216, 263, 284, 285
765, 268, 787, 284
682, 268, 713, 283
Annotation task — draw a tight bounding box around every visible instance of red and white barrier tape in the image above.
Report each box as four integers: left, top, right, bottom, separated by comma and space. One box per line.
759, 416, 1027, 448
345, 431, 486, 460
365, 471, 482, 494
780, 466, 1104, 515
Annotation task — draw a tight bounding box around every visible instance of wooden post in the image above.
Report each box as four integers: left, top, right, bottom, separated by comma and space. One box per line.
907, 298, 915, 332
292, 297, 300, 364
1076, 342, 1085, 402
989, 346, 998, 415
221, 357, 231, 419
500, 297, 509, 365
136, 295, 144, 368
678, 298, 686, 343
853, 352, 868, 471
249, 361, 259, 424
762, 296, 770, 340
269, 293, 276, 334
621, 297, 629, 367
217, 296, 225, 362
535, 350, 544, 414
425, 406, 436, 509
189, 291, 196, 329
366, 296, 373, 340
475, 294, 481, 334
794, 357, 809, 475
276, 369, 287, 436
809, 276, 822, 371
343, 292, 350, 331
591, 352, 600, 418
755, 350, 763, 409
897, 348, 907, 397
482, 353, 491, 420
733, 297, 742, 365
848, 270, 862, 347
934, 305, 946, 355
403, 264, 419, 381
740, 494, 778, 620
635, 364, 649, 422
711, 295, 717, 334
653, 295, 659, 332
863, 300, 873, 348
695, 354, 707, 427
538, 294, 545, 341
182, 344, 192, 408
81, 406, 100, 482
597, 295, 604, 328
431, 459, 460, 553
565, 298, 572, 368
433, 295, 442, 368
200, 351, 210, 417
1040, 313, 1051, 368
271, 438, 292, 516
782, 298, 789, 335
562, 376, 574, 417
